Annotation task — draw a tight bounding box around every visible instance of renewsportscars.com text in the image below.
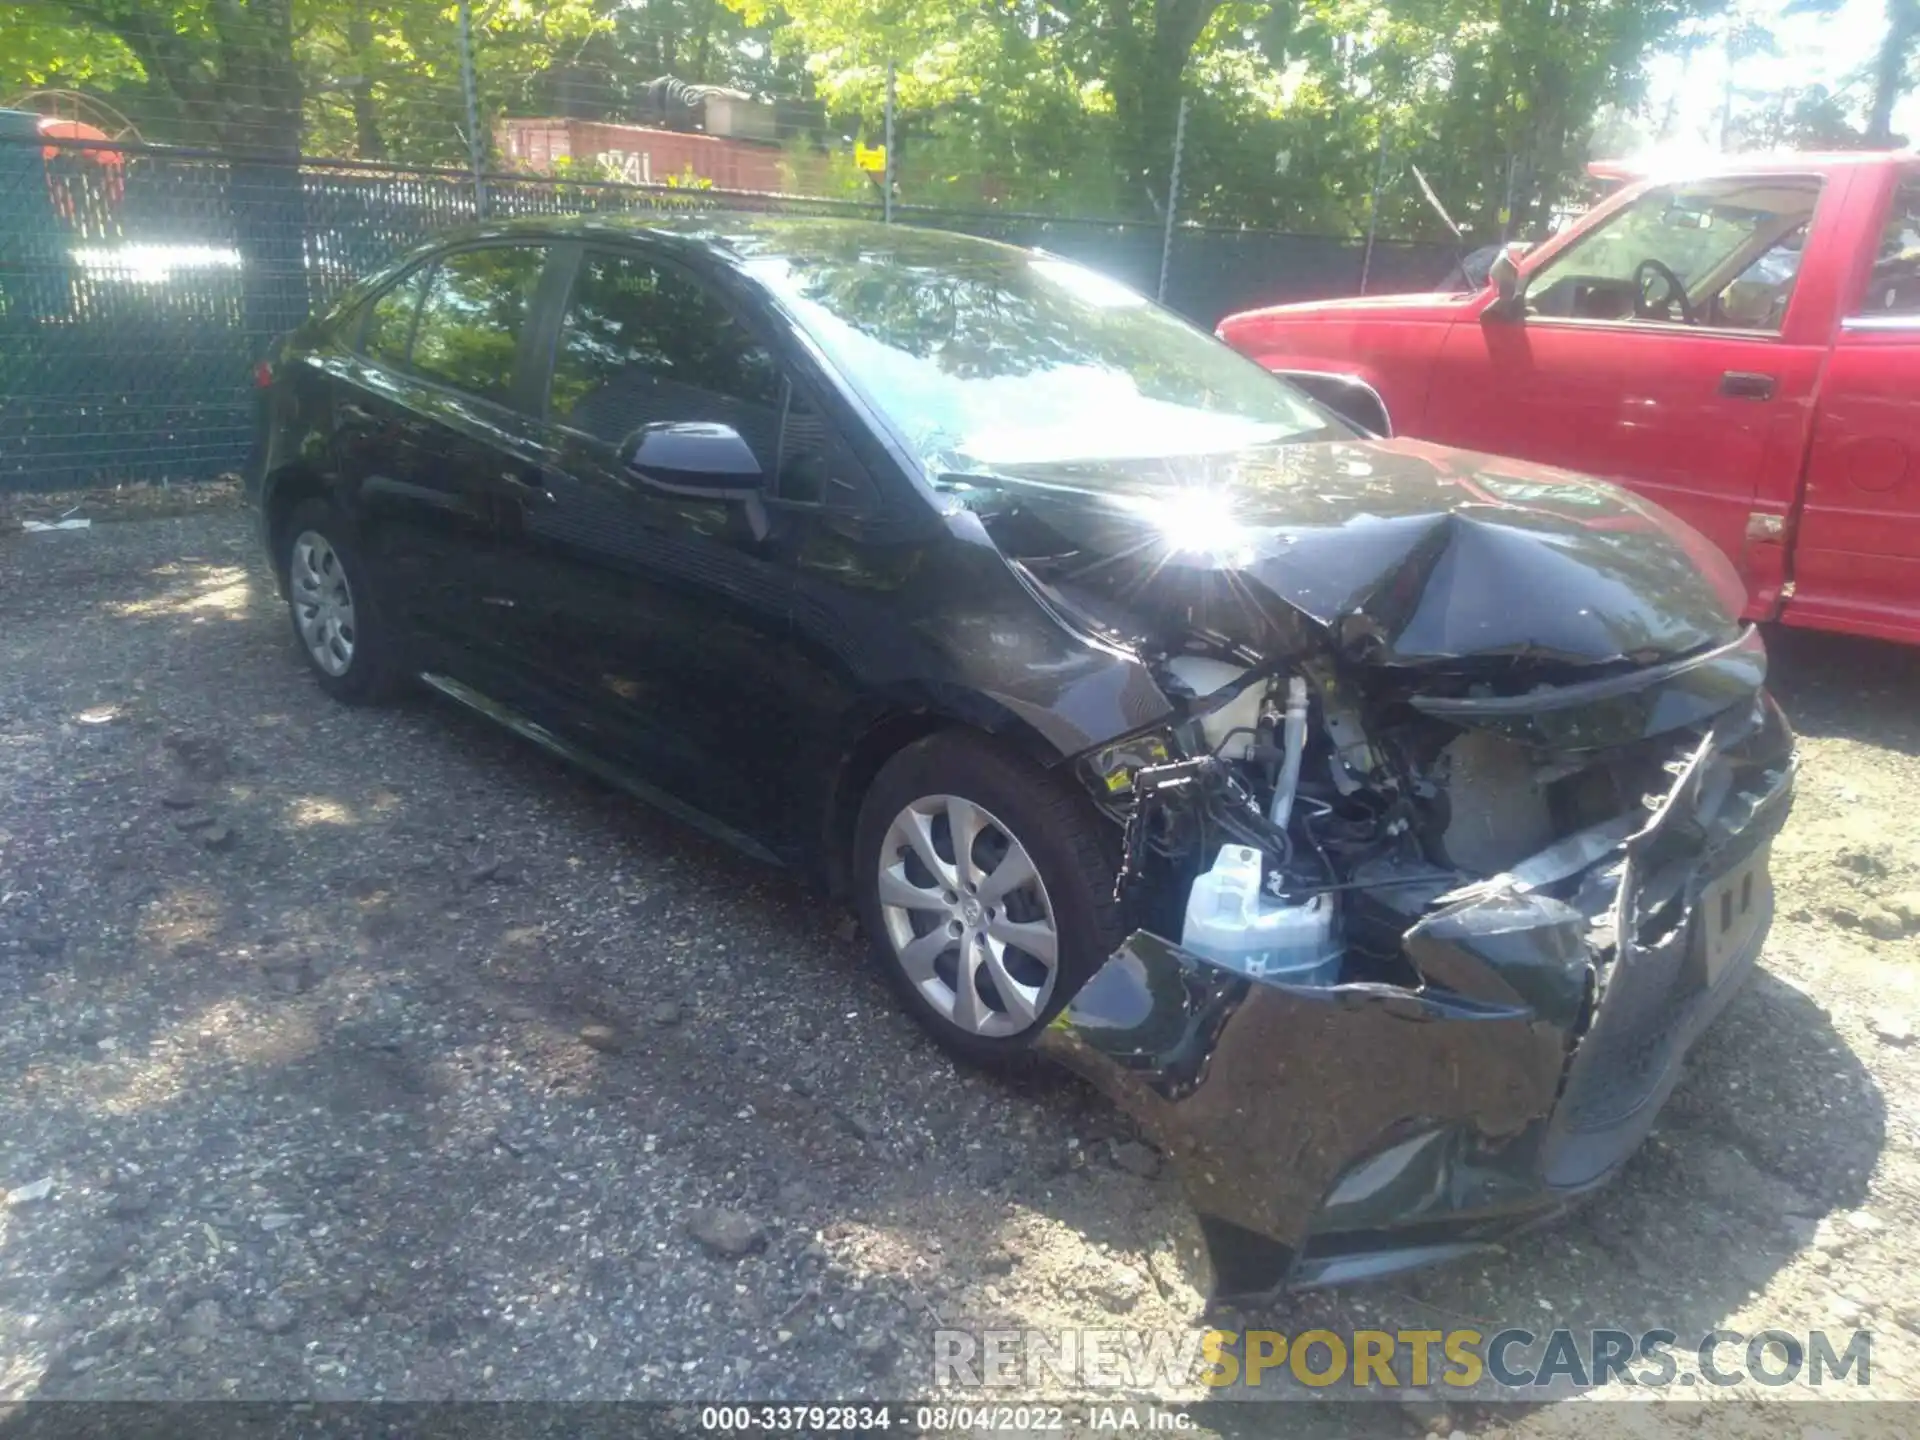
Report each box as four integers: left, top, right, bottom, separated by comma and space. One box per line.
932, 1327, 1873, 1392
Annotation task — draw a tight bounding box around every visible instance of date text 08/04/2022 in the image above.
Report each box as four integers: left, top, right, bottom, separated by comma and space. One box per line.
696, 1405, 1188, 1432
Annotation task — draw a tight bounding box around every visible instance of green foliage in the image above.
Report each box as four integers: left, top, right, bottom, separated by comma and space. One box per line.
8, 0, 1917, 240
2, 0, 307, 152
1727, 84, 1879, 150
734, 0, 1735, 237
300, 1, 605, 164
0, 13, 144, 92
1, 0, 605, 157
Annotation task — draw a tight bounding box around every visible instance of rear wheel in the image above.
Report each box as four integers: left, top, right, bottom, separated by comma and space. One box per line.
852, 731, 1123, 1068
281, 498, 404, 703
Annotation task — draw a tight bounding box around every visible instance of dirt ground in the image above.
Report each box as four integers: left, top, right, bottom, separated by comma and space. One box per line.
2, 508, 1919, 1433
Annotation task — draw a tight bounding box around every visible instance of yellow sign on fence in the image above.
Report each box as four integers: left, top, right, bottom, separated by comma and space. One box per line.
854, 143, 888, 175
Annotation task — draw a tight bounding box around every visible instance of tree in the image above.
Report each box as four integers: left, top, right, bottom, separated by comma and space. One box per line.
725, 0, 1236, 210
3, 0, 303, 154
1, 0, 1748, 241
728, 0, 1720, 234
1, 0, 607, 163
1867, 0, 1919, 143
299, 1, 605, 165
1102, 0, 1232, 199
1758, 0, 1912, 148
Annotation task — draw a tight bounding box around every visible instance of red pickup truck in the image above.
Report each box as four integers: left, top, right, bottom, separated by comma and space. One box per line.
1218, 152, 1920, 645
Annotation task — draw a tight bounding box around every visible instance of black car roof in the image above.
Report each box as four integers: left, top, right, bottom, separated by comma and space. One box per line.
314, 212, 1050, 345
412, 211, 1038, 268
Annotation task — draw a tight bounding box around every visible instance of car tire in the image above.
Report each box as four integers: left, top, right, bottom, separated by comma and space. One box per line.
852, 729, 1124, 1069
281, 498, 404, 704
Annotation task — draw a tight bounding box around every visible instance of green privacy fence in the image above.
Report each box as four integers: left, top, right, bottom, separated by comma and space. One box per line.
0, 127, 1454, 493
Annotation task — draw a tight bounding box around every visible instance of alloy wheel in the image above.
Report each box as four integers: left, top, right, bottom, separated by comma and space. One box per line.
875, 793, 1060, 1039
290, 530, 357, 677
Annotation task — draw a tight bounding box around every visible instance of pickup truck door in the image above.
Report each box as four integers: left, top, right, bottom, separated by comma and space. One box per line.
1788, 165, 1920, 644
1424, 172, 1849, 619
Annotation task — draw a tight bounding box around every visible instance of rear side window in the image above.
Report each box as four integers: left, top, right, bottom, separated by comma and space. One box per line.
408, 245, 549, 403
1857, 175, 1920, 318
548, 248, 785, 470
360, 266, 428, 365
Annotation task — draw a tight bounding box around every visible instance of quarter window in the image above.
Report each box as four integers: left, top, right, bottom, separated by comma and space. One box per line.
408, 245, 549, 404
1856, 175, 1920, 318
777, 388, 833, 504
549, 249, 785, 471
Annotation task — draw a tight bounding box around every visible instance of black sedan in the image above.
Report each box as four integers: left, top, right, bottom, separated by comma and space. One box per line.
249, 216, 1794, 1295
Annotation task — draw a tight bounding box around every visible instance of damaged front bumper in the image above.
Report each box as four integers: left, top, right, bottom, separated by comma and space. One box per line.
1039, 694, 1797, 1297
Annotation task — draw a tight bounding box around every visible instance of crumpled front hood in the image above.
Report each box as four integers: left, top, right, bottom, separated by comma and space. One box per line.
954, 437, 1744, 671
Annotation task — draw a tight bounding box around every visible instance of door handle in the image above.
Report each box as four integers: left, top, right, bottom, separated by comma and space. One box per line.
1720, 371, 1775, 400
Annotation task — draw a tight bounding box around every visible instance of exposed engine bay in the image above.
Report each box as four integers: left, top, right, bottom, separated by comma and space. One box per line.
950, 446, 1798, 1296
1046, 640, 1794, 1292
1080, 640, 1737, 994
956, 446, 1781, 1001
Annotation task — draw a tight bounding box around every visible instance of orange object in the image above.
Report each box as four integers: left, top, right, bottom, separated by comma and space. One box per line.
38, 115, 126, 215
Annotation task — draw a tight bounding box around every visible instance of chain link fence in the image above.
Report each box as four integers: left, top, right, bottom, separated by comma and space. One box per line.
1, 0, 1453, 492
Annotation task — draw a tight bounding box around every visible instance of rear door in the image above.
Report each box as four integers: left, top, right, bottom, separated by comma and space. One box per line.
1424, 173, 1843, 617
326, 262, 442, 638
1787, 165, 1920, 644
341, 242, 555, 682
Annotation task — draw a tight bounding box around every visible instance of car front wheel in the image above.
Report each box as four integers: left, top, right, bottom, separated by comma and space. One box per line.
853, 731, 1123, 1068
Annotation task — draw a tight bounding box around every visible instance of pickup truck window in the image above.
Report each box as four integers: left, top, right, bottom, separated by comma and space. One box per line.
1857, 175, 1920, 319
1526, 176, 1822, 332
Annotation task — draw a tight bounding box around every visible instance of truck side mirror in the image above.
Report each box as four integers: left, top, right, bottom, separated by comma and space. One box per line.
1486, 243, 1527, 319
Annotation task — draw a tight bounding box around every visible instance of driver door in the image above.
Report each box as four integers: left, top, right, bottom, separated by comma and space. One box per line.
1423, 172, 1844, 617
493, 243, 800, 841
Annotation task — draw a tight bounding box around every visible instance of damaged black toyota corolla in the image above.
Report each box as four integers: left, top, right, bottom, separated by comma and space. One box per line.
250, 216, 1795, 1297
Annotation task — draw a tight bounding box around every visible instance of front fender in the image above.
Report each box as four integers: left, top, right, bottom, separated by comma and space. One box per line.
1215, 308, 1456, 435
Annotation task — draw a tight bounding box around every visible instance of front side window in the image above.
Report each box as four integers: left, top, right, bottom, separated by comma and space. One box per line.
549, 249, 785, 470
1856, 174, 1920, 319
408, 245, 548, 404
1525, 176, 1823, 331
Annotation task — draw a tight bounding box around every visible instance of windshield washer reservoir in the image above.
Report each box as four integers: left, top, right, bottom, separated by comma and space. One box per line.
1183, 844, 1341, 983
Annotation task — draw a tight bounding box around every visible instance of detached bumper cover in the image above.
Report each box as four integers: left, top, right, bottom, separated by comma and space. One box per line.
1038, 696, 1795, 1296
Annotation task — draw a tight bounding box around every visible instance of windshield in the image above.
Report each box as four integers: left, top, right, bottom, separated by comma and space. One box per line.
739, 229, 1337, 479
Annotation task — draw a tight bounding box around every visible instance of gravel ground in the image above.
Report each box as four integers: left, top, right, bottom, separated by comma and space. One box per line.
0, 477, 242, 535
2, 510, 1918, 1431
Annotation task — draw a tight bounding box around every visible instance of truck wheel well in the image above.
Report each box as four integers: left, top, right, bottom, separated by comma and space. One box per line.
1274, 370, 1393, 438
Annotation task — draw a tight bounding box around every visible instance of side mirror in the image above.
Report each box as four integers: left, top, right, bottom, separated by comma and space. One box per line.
1486, 243, 1527, 319
1278, 371, 1392, 438
619, 422, 762, 497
